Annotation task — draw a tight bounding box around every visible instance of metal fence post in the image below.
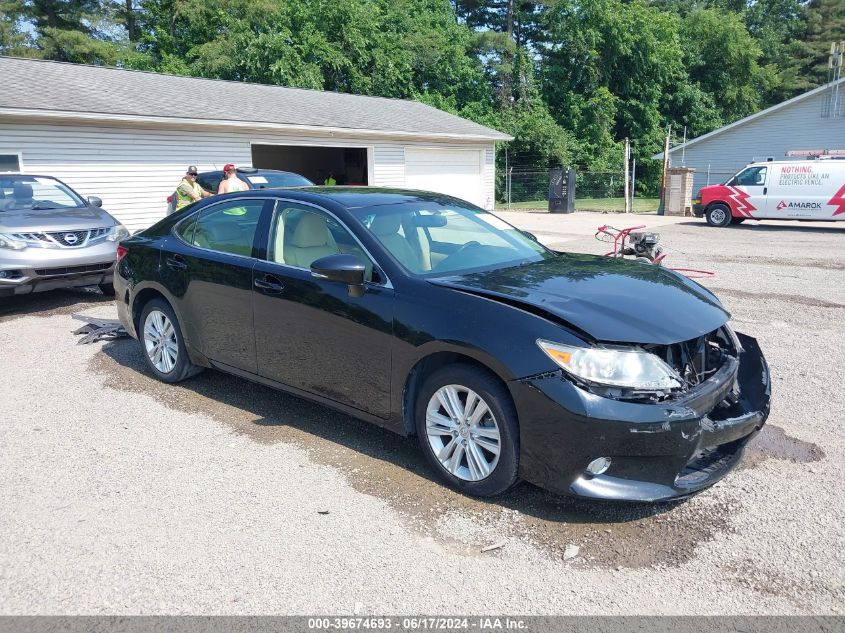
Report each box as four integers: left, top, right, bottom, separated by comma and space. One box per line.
507, 167, 512, 210
623, 137, 630, 214
631, 158, 636, 211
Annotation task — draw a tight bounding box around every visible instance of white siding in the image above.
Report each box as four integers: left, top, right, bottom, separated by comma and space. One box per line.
0, 119, 497, 230
373, 145, 405, 188
484, 146, 496, 210
668, 87, 845, 194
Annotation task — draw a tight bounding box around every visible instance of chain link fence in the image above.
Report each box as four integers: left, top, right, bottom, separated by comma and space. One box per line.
498, 167, 656, 213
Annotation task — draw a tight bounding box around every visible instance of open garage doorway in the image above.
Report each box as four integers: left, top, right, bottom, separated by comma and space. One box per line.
251, 144, 369, 186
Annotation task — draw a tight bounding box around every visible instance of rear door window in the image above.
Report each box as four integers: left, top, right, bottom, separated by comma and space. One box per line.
189, 199, 265, 257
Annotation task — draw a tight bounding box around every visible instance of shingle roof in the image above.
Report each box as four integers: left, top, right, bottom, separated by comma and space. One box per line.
0, 57, 511, 141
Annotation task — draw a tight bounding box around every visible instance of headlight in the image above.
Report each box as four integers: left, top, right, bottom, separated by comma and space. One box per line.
537, 339, 682, 391
0, 234, 27, 250
106, 225, 130, 242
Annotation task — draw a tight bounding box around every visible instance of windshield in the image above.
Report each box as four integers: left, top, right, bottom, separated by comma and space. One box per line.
244, 172, 314, 188
352, 201, 555, 277
727, 166, 767, 187
0, 176, 86, 211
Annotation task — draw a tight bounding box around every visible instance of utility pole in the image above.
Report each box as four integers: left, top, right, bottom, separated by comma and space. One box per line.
623, 137, 630, 214
829, 41, 844, 117
659, 126, 671, 215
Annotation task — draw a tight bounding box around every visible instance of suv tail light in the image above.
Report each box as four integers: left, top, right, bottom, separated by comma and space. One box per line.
116, 245, 129, 262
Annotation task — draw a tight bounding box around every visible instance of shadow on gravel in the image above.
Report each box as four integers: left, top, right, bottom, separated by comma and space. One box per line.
94, 338, 741, 569
0, 287, 112, 324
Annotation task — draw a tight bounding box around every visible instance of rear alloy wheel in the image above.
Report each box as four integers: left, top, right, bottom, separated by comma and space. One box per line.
705, 203, 733, 227
139, 298, 201, 383
416, 365, 519, 497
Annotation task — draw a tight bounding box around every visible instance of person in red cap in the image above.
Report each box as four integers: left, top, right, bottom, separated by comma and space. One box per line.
217, 164, 249, 195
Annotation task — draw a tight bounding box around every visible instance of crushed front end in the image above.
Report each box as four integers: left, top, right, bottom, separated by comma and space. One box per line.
511, 330, 771, 502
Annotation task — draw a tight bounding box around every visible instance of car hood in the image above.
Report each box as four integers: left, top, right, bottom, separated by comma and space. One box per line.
0, 206, 118, 232
429, 253, 729, 345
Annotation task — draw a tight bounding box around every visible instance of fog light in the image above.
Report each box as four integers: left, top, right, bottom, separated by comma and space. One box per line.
586, 457, 612, 475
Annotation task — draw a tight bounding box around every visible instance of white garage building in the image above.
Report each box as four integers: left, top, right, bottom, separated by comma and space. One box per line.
0, 57, 510, 232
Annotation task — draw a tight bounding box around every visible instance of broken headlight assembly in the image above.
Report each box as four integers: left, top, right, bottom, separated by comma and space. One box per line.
536, 339, 684, 400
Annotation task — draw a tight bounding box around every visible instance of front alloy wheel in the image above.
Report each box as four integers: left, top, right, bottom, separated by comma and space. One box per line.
426, 385, 501, 481
416, 365, 519, 497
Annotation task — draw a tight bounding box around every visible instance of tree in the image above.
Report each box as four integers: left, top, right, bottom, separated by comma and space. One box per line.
541, 0, 687, 191
801, 0, 845, 87
680, 7, 770, 121
746, 0, 815, 102
0, 0, 35, 56
7, 0, 125, 63
453, 1, 547, 106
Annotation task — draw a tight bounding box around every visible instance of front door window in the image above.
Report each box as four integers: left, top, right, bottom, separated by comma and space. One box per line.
269, 204, 377, 281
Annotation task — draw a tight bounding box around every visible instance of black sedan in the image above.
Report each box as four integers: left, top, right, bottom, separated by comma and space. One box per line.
114, 188, 770, 501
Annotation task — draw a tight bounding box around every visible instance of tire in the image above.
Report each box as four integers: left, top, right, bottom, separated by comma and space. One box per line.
415, 364, 519, 497
138, 298, 201, 383
705, 203, 733, 227
98, 282, 116, 296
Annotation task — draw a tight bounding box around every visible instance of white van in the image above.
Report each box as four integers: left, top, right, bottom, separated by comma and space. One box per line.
693, 159, 845, 226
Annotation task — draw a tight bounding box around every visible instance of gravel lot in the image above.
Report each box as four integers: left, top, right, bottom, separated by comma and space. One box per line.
0, 212, 843, 614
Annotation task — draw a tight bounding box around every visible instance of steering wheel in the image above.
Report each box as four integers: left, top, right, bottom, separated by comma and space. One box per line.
451, 240, 481, 258
434, 241, 482, 271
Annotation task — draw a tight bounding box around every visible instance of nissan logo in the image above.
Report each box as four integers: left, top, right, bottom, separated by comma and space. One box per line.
64, 233, 79, 245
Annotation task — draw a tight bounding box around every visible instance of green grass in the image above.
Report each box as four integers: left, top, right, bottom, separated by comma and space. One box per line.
497, 197, 659, 214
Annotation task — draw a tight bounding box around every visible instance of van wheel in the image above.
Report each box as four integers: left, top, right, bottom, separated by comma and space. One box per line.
705, 204, 733, 227
415, 365, 519, 497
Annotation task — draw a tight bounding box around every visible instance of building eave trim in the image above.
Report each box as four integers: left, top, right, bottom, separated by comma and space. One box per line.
0, 107, 514, 142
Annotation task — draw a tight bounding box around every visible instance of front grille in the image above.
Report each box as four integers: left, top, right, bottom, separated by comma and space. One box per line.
47, 230, 89, 247
646, 327, 737, 389
9, 228, 111, 248
34, 262, 112, 277
9, 232, 52, 244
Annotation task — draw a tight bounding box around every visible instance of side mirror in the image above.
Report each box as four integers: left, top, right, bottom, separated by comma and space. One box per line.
310, 253, 366, 297
88, 196, 103, 208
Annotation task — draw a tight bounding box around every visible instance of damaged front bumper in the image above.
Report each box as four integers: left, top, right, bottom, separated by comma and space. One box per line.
511, 333, 771, 502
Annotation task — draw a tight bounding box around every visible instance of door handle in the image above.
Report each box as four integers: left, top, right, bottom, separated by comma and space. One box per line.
763, 187, 767, 195
166, 255, 188, 271
254, 275, 284, 293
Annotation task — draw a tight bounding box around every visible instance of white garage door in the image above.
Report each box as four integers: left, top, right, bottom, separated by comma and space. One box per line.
405, 148, 484, 207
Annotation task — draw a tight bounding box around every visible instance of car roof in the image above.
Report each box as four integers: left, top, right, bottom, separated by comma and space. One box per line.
194, 186, 475, 210
290, 187, 473, 209
0, 174, 63, 181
